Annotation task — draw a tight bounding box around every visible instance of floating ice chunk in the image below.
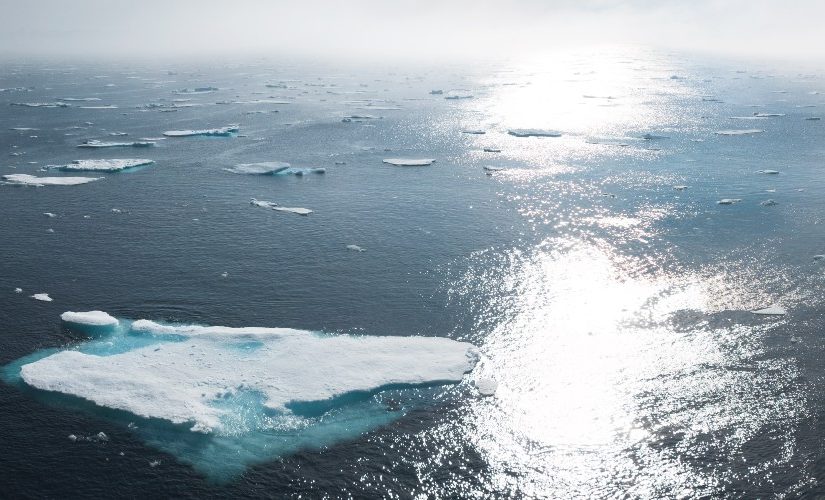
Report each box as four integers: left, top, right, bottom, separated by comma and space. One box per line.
14, 288, 22, 293
77, 140, 155, 148
68, 434, 77, 442
813, 255, 825, 261
673, 185, 688, 191
79, 105, 118, 110
250, 198, 312, 216
163, 125, 239, 137
11, 102, 69, 108
805, 117, 821, 121
382, 158, 435, 166
756, 169, 779, 174
716, 129, 764, 136
10, 127, 38, 131
3, 174, 102, 186
474, 377, 498, 396
429, 90, 443, 95
19, 315, 479, 433
54, 159, 154, 172
224, 162, 291, 175
31, 293, 52, 302
586, 137, 630, 147
751, 305, 787, 315
483, 147, 501, 153
508, 129, 562, 137
61, 311, 119, 327
641, 133, 668, 140
730, 116, 767, 120
174, 87, 218, 94
483, 166, 505, 173
59, 97, 101, 102
753, 113, 785, 117
717, 198, 742, 205
43, 212, 56, 217
346, 244, 365, 252
461, 129, 485, 135
760, 199, 778, 206
445, 91, 473, 100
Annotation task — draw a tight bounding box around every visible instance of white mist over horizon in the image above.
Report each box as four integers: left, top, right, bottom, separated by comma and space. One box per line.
1, 0, 824, 66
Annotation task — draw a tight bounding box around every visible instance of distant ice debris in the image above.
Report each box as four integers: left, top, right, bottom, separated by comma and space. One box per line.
753, 113, 785, 117
717, 198, 742, 205
163, 125, 239, 137
54, 159, 154, 172
760, 199, 778, 206
751, 305, 787, 316
673, 185, 688, 191
716, 129, 764, 136
508, 129, 562, 137
31, 293, 52, 302
250, 198, 312, 216
174, 87, 218, 94
641, 133, 668, 140
77, 140, 155, 148
225, 162, 290, 175
461, 129, 485, 135
429, 90, 444, 95
19, 315, 479, 433
346, 244, 366, 252
382, 158, 435, 166
805, 117, 821, 121
483, 147, 501, 153
61, 311, 119, 327
43, 212, 56, 217
59, 97, 101, 102
756, 170, 779, 174
79, 105, 118, 110
14, 288, 22, 294
483, 166, 505, 173
3, 174, 102, 186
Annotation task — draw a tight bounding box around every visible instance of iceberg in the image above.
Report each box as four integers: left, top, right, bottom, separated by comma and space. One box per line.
11, 102, 69, 108
6, 314, 479, 479
760, 199, 778, 206
382, 158, 435, 166
53, 159, 154, 172
250, 198, 312, 215
751, 305, 787, 315
224, 162, 290, 175
673, 185, 688, 191
163, 125, 239, 137
3, 174, 102, 186
716, 129, 763, 136
508, 129, 562, 137
755, 169, 779, 174
31, 293, 52, 302
717, 198, 742, 205
346, 244, 366, 252
77, 140, 155, 148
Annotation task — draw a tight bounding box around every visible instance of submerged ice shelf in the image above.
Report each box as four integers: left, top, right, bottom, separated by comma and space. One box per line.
4, 313, 479, 480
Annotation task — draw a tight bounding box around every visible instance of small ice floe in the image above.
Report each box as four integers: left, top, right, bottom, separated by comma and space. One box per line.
11, 102, 69, 108
429, 90, 443, 95
483, 147, 501, 153
77, 140, 155, 148
716, 129, 764, 136
461, 129, 485, 135
641, 133, 668, 140
250, 198, 312, 216
445, 91, 473, 100
673, 185, 688, 191
46, 228, 54, 233
508, 129, 562, 137
174, 87, 218, 94
813, 255, 825, 261
111, 208, 122, 214
382, 158, 435, 166
586, 137, 629, 147
3, 174, 102, 186
10, 127, 38, 131
14, 288, 22, 294
474, 377, 498, 396
805, 117, 822, 121
54, 159, 154, 172
225, 162, 290, 175
717, 198, 742, 205
61, 311, 119, 327
109, 132, 128, 137
31, 293, 53, 302
79, 105, 118, 110
751, 305, 787, 316
43, 212, 57, 217
760, 199, 778, 206
753, 113, 785, 117
346, 244, 365, 252
756, 169, 780, 174
163, 125, 239, 137
220, 272, 228, 278
149, 460, 161, 468
483, 166, 505, 174
59, 97, 101, 102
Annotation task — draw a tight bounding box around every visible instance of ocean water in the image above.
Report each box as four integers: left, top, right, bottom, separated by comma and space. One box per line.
2, 47, 825, 497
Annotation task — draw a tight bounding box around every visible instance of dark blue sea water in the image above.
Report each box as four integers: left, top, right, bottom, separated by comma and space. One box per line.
2, 47, 825, 497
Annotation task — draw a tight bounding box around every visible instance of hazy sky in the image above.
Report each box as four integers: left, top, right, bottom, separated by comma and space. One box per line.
2, 0, 823, 62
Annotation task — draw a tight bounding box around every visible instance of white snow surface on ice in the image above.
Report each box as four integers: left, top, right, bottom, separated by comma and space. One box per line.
382, 158, 436, 166
61, 311, 119, 326
3, 174, 102, 186
20, 318, 479, 434
55, 159, 154, 172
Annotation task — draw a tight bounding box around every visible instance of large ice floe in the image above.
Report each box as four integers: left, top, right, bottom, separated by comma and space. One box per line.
52, 159, 154, 172
2, 174, 102, 186
163, 125, 239, 137
508, 128, 562, 137
77, 140, 155, 148
250, 198, 313, 215
4, 313, 478, 480
225, 162, 326, 176
382, 158, 436, 166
